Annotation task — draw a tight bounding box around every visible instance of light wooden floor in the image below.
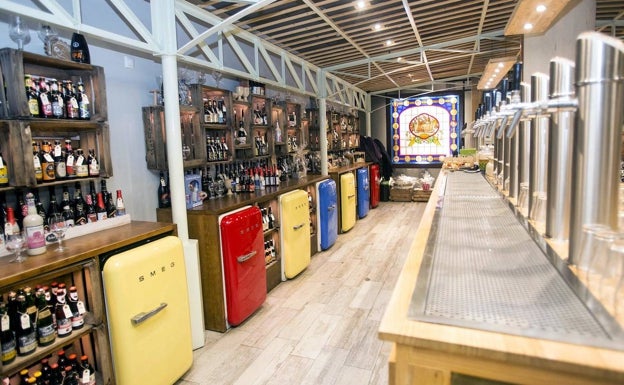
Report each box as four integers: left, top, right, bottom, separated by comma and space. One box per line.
176, 200, 426, 385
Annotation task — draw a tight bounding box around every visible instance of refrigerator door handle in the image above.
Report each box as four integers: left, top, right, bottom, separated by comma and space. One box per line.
131, 302, 168, 326
348, 194, 355, 199
328, 204, 336, 211
237, 250, 257, 263
293, 223, 304, 230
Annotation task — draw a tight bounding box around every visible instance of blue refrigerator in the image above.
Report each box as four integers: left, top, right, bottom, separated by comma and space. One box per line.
357, 167, 370, 219
316, 179, 338, 251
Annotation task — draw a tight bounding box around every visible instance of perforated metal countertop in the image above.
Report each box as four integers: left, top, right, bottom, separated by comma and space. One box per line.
409, 172, 624, 350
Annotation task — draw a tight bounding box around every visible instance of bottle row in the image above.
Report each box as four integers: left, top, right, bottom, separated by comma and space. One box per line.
32, 139, 100, 185
0, 282, 88, 365
23, 75, 91, 120
202, 97, 227, 124
260, 207, 276, 232
0, 180, 126, 257
5, 350, 96, 385
264, 239, 277, 266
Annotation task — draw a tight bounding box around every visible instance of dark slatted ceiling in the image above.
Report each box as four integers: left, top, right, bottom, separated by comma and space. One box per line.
189, 0, 623, 93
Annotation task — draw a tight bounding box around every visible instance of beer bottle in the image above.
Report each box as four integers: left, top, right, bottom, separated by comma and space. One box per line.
65, 139, 76, 178
87, 149, 99, 177
55, 284, 73, 337
49, 363, 63, 385
25, 75, 40, 117
32, 141, 43, 183
85, 194, 97, 223
49, 79, 64, 119
64, 80, 79, 119
67, 286, 85, 329
74, 149, 88, 178
73, 182, 87, 226
41, 141, 56, 182
35, 288, 56, 347
15, 294, 37, 356
34, 191, 48, 233
38, 77, 53, 118
80, 355, 96, 385
76, 81, 90, 120
53, 140, 66, 180
158, 172, 170, 208
0, 300, 17, 365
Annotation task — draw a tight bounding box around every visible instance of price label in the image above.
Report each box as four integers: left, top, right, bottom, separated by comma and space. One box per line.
20, 313, 30, 330
63, 304, 73, 318
82, 369, 90, 383
1, 314, 9, 331
77, 300, 86, 315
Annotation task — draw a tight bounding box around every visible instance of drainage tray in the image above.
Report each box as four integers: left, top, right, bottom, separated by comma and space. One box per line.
408, 172, 624, 351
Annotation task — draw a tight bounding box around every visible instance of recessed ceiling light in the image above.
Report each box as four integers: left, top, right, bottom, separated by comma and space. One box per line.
524, 23, 534, 30
497, 63, 504, 68
494, 68, 500, 73
374, 23, 382, 31
397, 57, 403, 62
386, 40, 393, 47
536, 4, 546, 13
356, 1, 366, 10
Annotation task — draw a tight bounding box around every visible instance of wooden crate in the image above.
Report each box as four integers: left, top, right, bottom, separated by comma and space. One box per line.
390, 186, 414, 202
142, 105, 205, 170
412, 189, 432, 202
0, 48, 107, 120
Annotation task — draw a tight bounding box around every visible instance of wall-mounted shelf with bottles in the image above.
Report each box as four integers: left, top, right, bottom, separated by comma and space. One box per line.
0, 48, 112, 190
307, 108, 361, 154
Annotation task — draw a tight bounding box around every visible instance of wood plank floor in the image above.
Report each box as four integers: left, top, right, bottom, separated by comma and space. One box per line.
176, 200, 426, 385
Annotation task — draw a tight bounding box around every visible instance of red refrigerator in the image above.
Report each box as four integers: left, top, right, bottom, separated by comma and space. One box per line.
370, 164, 380, 208
219, 206, 267, 327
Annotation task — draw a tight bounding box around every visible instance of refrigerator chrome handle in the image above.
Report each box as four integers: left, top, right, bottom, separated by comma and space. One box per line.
348, 194, 355, 198
293, 223, 305, 230
328, 204, 336, 211
131, 303, 167, 326
237, 250, 257, 263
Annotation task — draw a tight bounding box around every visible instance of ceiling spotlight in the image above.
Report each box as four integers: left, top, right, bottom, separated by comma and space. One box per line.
536, 4, 546, 12
386, 40, 393, 47
524, 23, 534, 30
356, 0, 366, 10
397, 57, 403, 62
374, 23, 382, 31
505, 0, 573, 35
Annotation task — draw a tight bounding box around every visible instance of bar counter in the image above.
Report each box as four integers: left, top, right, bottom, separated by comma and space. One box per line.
378, 171, 624, 385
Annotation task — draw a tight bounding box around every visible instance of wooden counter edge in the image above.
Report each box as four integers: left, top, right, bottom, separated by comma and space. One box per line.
0, 220, 177, 289
377, 171, 624, 383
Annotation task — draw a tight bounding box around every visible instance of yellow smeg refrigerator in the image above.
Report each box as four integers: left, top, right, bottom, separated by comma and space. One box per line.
340, 172, 356, 232
102, 236, 193, 385
279, 189, 311, 280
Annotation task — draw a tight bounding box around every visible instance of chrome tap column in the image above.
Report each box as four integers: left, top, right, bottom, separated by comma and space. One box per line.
517, 82, 531, 208
546, 58, 575, 242
569, 32, 624, 265
528, 73, 550, 219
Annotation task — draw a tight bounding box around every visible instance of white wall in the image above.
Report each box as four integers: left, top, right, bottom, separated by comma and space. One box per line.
523, 0, 596, 80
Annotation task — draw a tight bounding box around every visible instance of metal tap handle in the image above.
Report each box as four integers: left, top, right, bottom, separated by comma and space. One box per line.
496, 115, 509, 140
131, 303, 168, 325
505, 109, 523, 138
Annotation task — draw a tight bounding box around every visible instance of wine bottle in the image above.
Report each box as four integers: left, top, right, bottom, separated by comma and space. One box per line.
34, 191, 48, 233
85, 194, 97, 223
76, 81, 90, 120
70, 32, 91, 64
24, 192, 46, 256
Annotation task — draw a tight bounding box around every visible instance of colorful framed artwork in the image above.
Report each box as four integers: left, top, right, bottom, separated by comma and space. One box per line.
390, 94, 461, 165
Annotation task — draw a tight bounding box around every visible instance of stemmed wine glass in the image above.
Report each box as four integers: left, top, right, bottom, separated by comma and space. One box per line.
9, 16, 31, 51
49, 213, 67, 252
6, 232, 26, 263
